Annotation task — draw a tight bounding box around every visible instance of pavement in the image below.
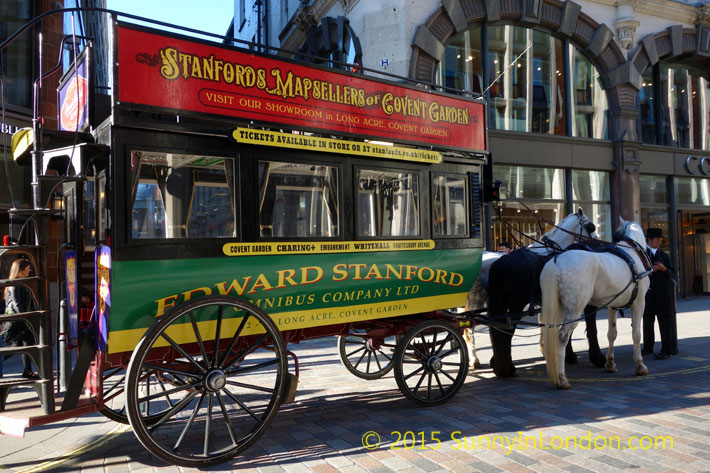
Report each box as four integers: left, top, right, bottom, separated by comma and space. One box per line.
0, 296, 709, 473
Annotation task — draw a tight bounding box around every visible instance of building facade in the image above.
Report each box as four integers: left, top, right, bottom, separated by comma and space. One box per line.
235, 0, 710, 297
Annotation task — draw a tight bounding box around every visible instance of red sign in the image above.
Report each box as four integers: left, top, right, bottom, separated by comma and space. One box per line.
117, 26, 486, 152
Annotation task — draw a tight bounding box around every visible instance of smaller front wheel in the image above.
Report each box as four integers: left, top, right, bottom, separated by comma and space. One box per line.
338, 327, 397, 380
394, 320, 468, 406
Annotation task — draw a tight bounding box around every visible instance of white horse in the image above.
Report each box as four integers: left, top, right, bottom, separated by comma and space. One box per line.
540, 218, 650, 389
464, 208, 597, 370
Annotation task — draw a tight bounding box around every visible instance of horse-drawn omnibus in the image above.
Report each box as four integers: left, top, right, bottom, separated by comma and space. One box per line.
0, 10, 489, 466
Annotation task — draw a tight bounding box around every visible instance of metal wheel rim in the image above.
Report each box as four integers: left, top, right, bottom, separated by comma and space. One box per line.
338, 329, 397, 380
394, 321, 468, 406
126, 296, 287, 467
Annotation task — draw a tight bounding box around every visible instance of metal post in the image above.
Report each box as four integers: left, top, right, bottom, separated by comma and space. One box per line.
58, 299, 71, 390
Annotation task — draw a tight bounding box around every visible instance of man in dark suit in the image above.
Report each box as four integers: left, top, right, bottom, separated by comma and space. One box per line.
642, 227, 677, 359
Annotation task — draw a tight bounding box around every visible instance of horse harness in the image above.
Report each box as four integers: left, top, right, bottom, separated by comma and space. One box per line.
562, 238, 653, 311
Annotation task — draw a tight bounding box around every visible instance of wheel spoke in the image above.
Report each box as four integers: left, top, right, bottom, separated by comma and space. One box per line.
345, 345, 367, 358
353, 348, 368, 370
218, 314, 250, 367
216, 392, 238, 446
204, 393, 213, 456
143, 363, 197, 380
138, 379, 201, 404
213, 306, 224, 366
434, 333, 453, 356
103, 373, 126, 400
148, 390, 200, 433
225, 380, 276, 394
159, 332, 207, 374
439, 368, 457, 383
221, 333, 268, 371
434, 372, 445, 395
404, 364, 425, 381
439, 346, 461, 360
412, 370, 427, 393
344, 338, 367, 345
409, 344, 428, 360
366, 352, 372, 373
188, 311, 210, 367
173, 392, 206, 450
227, 357, 280, 376
373, 352, 383, 372
419, 334, 431, 355
222, 388, 262, 422
427, 373, 433, 400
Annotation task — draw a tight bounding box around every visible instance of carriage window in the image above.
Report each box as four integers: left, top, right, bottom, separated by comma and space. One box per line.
258, 161, 339, 238
432, 174, 467, 237
130, 151, 236, 239
357, 169, 420, 237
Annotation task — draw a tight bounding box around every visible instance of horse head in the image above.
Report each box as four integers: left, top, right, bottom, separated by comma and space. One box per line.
612, 218, 647, 251
540, 208, 597, 251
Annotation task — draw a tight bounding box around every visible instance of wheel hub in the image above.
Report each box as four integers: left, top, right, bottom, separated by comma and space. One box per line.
204, 369, 227, 391
426, 356, 443, 372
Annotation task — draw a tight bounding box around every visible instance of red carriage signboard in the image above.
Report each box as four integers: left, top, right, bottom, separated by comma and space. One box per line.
117, 25, 486, 152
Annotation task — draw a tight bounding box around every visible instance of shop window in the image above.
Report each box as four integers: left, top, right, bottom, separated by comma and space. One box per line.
0, 1, 33, 109
130, 151, 236, 239
357, 169, 419, 237
494, 165, 565, 200
676, 177, 710, 206
572, 170, 611, 240
440, 27, 483, 94
571, 48, 607, 139
644, 63, 710, 150
432, 174, 467, 238
640, 175, 667, 205
258, 162, 339, 238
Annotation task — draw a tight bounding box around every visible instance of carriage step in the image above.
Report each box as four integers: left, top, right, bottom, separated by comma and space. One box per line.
0, 389, 97, 438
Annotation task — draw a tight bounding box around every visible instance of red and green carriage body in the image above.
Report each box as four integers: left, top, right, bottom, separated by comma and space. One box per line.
2, 18, 489, 467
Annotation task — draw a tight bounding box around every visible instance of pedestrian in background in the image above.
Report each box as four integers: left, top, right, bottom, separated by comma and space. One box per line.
642, 228, 677, 360
498, 241, 511, 254
2, 258, 38, 378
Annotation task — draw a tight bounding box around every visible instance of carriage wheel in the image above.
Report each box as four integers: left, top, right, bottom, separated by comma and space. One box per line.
100, 365, 192, 425
338, 328, 398, 380
126, 296, 287, 467
393, 320, 468, 406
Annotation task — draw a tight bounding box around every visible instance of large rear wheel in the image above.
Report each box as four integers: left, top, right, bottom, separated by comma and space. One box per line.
126, 296, 287, 467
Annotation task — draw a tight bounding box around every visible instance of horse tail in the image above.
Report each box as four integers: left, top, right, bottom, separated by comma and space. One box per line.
540, 261, 562, 387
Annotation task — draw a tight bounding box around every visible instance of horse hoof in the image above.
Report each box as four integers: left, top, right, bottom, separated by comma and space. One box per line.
605, 362, 617, 373
590, 352, 606, 368
473, 359, 482, 370
636, 366, 648, 376
557, 382, 572, 390
566, 356, 579, 365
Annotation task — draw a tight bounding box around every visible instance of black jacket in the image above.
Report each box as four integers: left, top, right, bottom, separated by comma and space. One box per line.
645, 247, 675, 314
2, 286, 34, 346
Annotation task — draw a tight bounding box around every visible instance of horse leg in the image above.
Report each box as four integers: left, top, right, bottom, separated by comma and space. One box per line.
631, 305, 648, 376
464, 328, 481, 370
584, 306, 605, 368
556, 322, 576, 389
565, 335, 578, 364
605, 308, 618, 373
489, 326, 515, 377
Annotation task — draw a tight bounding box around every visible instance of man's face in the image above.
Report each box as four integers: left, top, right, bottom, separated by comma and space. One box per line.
647, 237, 662, 249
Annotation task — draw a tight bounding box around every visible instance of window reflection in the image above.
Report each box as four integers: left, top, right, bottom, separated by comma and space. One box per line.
571, 48, 608, 139
644, 63, 710, 150
432, 174, 467, 237
130, 151, 236, 239
258, 162, 339, 238
493, 165, 565, 200
357, 169, 419, 237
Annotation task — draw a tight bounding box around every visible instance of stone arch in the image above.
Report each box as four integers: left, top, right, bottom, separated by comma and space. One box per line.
409, 0, 628, 110
629, 25, 708, 75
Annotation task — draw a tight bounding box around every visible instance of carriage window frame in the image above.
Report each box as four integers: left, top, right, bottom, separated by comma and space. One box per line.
127, 150, 239, 242
354, 164, 423, 240
431, 172, 469, 239
256, 159, 342, 241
